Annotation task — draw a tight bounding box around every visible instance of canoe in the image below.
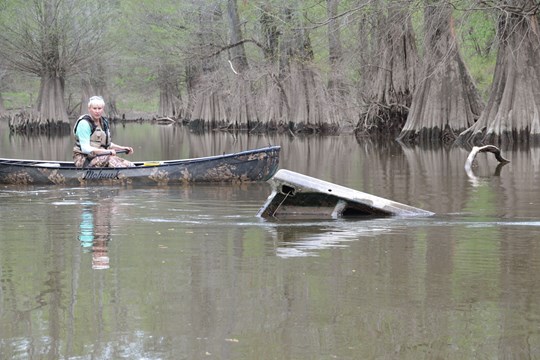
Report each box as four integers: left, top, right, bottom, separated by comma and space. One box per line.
0, 146, 281, 185
257, 169, 434, 219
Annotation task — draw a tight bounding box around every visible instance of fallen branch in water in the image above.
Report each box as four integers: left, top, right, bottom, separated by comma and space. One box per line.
465, 145, 510, 172
153, 117, 176, 124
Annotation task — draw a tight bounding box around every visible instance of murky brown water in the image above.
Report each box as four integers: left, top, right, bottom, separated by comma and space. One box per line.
1, 122, 540, 359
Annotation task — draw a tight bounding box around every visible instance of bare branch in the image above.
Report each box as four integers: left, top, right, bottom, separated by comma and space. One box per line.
207, 38, 266, 58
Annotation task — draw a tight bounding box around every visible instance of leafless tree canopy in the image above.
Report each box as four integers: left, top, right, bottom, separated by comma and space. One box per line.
0, 0, 539, 145
0, 0, 113, 127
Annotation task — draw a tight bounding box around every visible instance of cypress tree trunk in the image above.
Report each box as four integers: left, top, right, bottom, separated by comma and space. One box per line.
360, 0, 419, 137
224, 0, 259, 130
266, 4, 341, 133
326, 0, 357, 130
0, 93, 6, 117
227, 0, 248, 73
259, 4, 289, 128
158, 64, 182, 118
187, 4, 229, 130
36, 73, 69, 124
285, 13, 327, 132
327, 0, 345, 96
34, 0, 69, 126
456, 0, 540, 146
397, 0, 483, 144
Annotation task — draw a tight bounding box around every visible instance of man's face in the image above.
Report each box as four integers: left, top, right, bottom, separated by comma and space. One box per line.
89, 104, 104, 120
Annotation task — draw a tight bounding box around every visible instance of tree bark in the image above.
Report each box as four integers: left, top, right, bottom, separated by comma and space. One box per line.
325, 0, 358, 130
397, 0, 484, 144
327, 0, 345, 96
456, 0, 540, 146
257, 4, 289, 128
158, 64, 182, 118
0, 67, 6, 116
223, 0, 258, 129
260, 4, 279, 63
188, 3, 230, 129
266, 4, 342, 133
0, 92, 5, 117
227, 0, 248, 73
0, 0, 111, 128
359, 0, 419, 136
35, 0, 69, 124
36, 72, 69, 124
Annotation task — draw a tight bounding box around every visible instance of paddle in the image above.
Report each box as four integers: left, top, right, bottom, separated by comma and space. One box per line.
111, 149, 161, 166
97, 149, 129, 156
96, 148, 162, 166
82, 149, 133, 168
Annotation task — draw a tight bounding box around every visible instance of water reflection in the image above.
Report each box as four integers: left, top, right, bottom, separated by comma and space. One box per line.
3, 123, 540, 359
78, 201, 112, 270
266, 217, 432, 257
265, 220, 388, 257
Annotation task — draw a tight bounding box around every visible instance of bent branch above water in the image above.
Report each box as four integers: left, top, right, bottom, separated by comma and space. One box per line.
465, 145, 510, 173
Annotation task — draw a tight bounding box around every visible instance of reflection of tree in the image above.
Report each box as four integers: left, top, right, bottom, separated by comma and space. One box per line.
7, 130, 74, 161
486, 148, 540, 356
499, 147, 540, 218
498, 231, 540, 358
79, 201, 113, 270
400, 144, 470, 214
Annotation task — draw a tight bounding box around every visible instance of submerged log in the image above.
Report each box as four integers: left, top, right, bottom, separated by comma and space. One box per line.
257, 169, 434, 219
153, 116, 176, 125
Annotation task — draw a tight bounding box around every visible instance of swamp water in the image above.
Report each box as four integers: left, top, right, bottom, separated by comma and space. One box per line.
1, 122, 540, 359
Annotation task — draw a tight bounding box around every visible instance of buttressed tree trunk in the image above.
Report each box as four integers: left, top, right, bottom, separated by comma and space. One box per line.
0, 93, 5, 117
259, 4, 290, 128
457, 0, 540, 146
36, 1, 69, 125
0, 0, 111, 132
0, 69, 6, 116
188, 3, 229, 129
274, 5, 340, 133
80, 78, 96, 115
326, 0, 357, 129
224, 0, 259, 129
36, 72, 69, 124
361, 0, 419, 136
398, 0, 484, 144
327, 0, 345, 97
158, 63, 182, 118
227, 0, 248, 73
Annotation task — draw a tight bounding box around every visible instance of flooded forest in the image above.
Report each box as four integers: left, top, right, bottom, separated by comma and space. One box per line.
2, 3, 540, 358
0, 0, 539, 146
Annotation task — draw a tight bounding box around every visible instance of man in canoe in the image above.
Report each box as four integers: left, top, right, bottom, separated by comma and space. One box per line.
73, 96, 135, 168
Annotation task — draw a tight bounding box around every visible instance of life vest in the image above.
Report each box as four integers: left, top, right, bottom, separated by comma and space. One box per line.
73, 115, 111, 153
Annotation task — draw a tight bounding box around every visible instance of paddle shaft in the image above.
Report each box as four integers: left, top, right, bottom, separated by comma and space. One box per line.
97, 149, 128, 156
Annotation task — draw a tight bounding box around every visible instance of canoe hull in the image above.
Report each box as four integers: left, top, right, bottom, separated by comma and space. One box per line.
0, 146, 280, 186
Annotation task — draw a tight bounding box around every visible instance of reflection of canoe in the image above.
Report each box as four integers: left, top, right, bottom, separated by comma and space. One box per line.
257, 169, 433, 219
0, 146, 281, 185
